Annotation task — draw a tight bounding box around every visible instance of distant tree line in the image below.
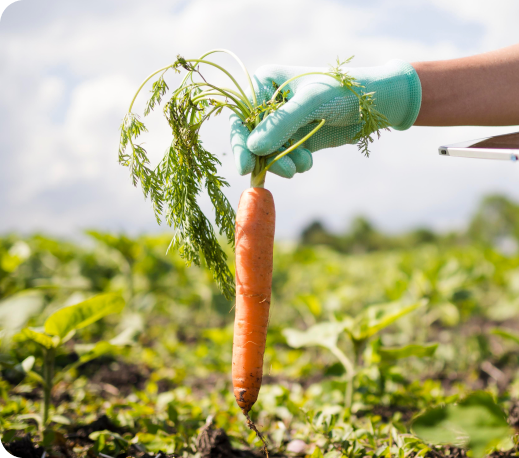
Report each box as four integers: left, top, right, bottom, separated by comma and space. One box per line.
299, 194, 519, 255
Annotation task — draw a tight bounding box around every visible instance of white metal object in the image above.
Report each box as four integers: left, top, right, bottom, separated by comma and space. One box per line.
439, 131, 519, 162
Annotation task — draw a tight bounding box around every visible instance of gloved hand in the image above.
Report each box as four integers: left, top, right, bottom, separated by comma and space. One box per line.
230, 60, 421, 178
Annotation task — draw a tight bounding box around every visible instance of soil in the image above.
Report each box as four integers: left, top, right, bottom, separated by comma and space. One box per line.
197, 423, 235, 458
197, 421, 257, 458
365, 404, 417, 423
433, 358, 517, 396
52, 381, 74, 404
424, 446, 468, 458
91, 362, 149, 395
2, 416, 178, 458
156, 378, 177, 394
176, 328, 199, 345
70, 414, 124, 438
424, 444, 519, 458
115, 446, 179, 458
10, 382, 73, 404
1, 421, 260, 458
4, 411, 519, 458
79, 357, 150, 396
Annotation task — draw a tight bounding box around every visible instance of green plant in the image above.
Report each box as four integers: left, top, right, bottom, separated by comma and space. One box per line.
3, 229, 519, 456
412, 392, 513, 458
491, 327, 519, 345
13, 293, 125, 429
283, 299, 433, 408
118, 50, 389, 299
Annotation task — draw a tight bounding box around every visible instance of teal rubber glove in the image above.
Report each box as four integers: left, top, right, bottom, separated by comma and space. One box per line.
230, 59, 421, 178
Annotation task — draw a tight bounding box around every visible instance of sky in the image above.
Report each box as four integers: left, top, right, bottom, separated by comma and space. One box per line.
0, 0, 518, 240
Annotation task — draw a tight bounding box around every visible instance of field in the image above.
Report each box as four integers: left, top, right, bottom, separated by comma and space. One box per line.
3, 195, 519, 458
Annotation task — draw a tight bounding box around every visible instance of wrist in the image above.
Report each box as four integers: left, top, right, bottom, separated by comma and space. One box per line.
356, 60, 422, 131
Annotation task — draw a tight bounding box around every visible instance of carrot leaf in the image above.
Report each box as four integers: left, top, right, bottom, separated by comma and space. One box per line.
118, 51, 392, 298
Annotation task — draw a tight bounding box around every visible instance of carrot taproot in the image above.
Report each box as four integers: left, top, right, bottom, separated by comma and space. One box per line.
232, 187, 276, 415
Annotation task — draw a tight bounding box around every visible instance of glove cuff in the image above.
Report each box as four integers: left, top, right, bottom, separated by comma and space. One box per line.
385, 60, 422, 131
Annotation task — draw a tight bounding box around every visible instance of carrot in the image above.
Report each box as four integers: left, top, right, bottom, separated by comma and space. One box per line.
232, 187, 276, 415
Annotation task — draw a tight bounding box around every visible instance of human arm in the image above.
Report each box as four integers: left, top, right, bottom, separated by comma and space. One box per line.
412, 44, 519, 126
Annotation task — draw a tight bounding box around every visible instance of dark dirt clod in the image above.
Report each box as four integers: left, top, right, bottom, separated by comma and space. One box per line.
157, 378, 177, 394
177, 328, 199, 344
3, 434, 44, 458
197, 420, 257, 458
198, 422, 235, 458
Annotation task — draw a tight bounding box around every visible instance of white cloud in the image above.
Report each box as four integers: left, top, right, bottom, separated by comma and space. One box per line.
0, 0, 518, 239
430, 0, 519, 50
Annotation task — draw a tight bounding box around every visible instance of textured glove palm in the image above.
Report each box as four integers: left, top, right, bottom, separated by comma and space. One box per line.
230, 59, 421, 178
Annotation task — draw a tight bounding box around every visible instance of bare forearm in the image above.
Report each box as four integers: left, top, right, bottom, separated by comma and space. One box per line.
412, 44, 519, 126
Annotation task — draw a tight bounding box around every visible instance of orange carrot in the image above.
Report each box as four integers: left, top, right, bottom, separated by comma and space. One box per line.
232, 187, 276, 415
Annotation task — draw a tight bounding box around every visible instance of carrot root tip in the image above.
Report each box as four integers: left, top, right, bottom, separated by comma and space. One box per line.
245, 413, 269, 458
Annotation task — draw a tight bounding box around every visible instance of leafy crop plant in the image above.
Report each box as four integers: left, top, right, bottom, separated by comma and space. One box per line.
14, 294, 125, 430
284, 299, 436, 409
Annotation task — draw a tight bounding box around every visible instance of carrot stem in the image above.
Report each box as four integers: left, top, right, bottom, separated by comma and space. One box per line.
252, 119, 326, 185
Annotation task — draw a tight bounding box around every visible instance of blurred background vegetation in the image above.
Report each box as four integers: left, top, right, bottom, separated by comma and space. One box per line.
301, 194, 519, 255
3, 193, 519, 456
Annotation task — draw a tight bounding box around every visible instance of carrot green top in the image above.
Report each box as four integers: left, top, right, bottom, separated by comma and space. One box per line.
118, 50, 389, 298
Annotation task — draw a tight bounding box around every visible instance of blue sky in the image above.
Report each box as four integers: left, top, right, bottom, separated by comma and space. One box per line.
0, 0, 518, 239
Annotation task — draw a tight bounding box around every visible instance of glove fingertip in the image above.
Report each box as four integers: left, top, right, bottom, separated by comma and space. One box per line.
230, 113, 256, 175
266, 155, 296, 179
247, 129, 273, 156
288, 147, 313, 173
247, 115, 296, 156
235, 147, 255, 176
